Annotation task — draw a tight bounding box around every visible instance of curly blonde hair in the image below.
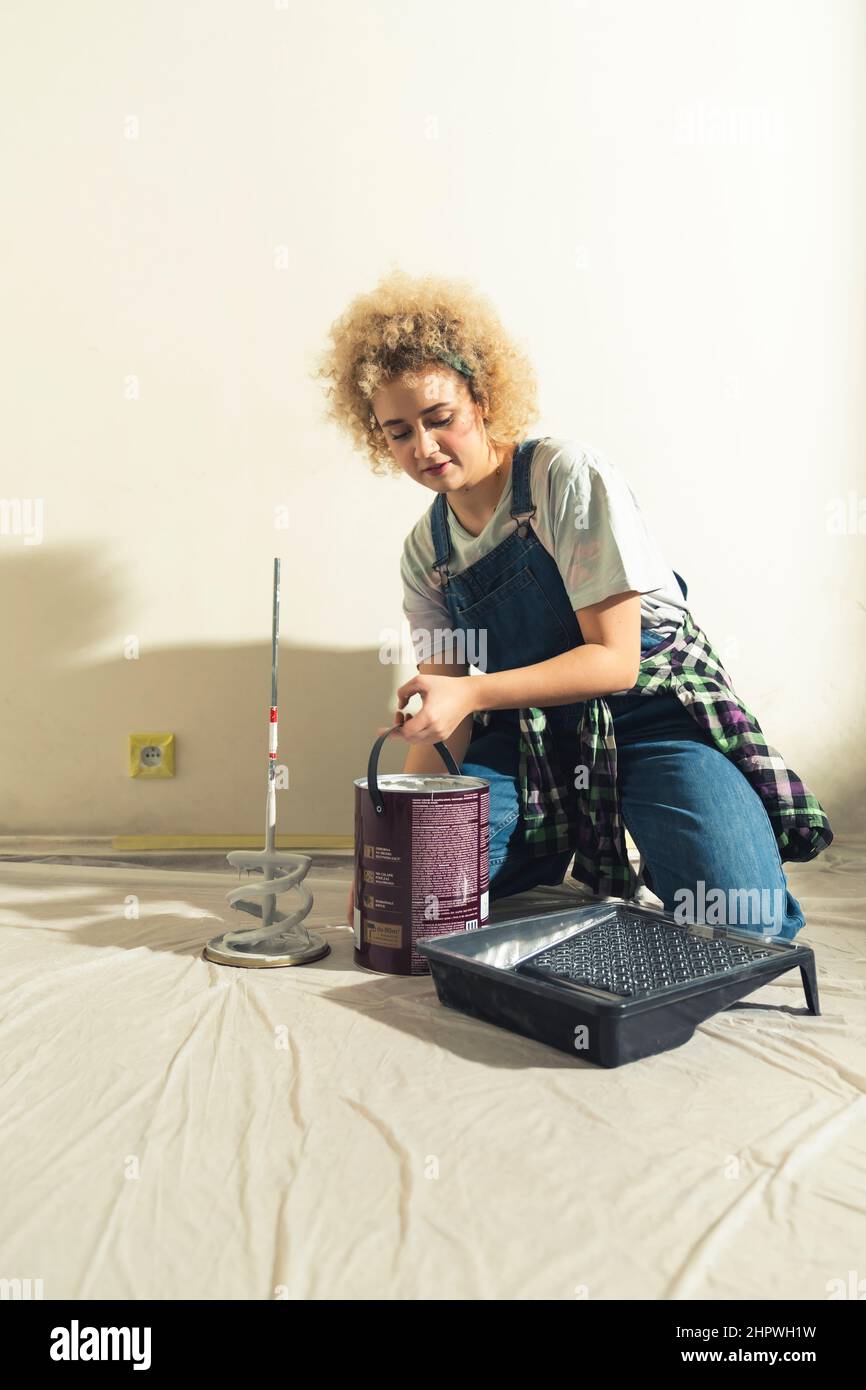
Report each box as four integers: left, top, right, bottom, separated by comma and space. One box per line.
311, 267, 540, 476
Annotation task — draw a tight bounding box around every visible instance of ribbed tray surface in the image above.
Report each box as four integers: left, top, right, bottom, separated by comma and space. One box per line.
517, 907, 776, 997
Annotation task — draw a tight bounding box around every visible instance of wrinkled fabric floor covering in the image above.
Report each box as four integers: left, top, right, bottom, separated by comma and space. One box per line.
1, 840, 864, 1301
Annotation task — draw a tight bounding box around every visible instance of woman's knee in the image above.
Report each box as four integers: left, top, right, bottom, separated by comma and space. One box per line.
624, 745, 807, 940
639, 835, 806, 940
662, 875, 805, 940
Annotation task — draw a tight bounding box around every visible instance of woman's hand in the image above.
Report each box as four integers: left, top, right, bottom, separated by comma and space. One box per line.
378, 673, 476, 746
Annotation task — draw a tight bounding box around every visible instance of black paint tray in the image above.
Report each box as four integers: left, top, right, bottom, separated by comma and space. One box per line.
416, 901, 820, 1068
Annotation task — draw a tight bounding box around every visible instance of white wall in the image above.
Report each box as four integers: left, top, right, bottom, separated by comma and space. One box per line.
2, 0, 863, 837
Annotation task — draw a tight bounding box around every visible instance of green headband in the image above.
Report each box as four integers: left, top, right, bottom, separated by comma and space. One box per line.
435, 351, 473, 378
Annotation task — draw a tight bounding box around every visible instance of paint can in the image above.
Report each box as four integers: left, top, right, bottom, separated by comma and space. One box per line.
353, 726, 490, 975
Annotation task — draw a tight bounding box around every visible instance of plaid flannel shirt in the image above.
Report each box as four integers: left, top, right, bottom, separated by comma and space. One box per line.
471, 609, 834, 898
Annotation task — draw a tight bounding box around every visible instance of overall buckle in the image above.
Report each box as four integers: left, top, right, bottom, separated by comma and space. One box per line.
511, 505, 537, 539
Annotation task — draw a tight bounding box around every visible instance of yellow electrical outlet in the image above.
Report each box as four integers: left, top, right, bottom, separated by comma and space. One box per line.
129, 733, 175, 778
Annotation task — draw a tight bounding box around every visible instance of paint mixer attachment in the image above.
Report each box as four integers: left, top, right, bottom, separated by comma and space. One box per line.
204, 558, 330, 969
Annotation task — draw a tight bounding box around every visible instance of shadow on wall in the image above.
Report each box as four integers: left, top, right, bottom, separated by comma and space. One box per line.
5, 544, 412, 836
5, 544, 862, 839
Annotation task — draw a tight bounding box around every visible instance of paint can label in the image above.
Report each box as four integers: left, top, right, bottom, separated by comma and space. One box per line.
353, 778, 489, 975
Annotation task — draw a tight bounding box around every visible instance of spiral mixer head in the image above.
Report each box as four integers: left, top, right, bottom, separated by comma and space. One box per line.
203, 558, 330, 969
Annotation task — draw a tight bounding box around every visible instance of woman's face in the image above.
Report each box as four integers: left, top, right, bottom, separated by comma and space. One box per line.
371, 366, 492, 492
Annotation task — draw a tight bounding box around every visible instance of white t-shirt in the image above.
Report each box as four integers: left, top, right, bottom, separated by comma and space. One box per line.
400, 436, 689, 665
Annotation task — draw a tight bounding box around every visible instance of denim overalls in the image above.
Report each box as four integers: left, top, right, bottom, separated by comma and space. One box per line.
429, 439, 806, 939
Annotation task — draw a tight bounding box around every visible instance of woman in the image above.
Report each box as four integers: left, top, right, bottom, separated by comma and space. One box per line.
315, 269, 833, 939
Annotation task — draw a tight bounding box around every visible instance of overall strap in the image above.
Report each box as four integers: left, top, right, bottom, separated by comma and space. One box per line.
509, 437, 538, 536
430, 438, 538, 588
430, 488, 451, 579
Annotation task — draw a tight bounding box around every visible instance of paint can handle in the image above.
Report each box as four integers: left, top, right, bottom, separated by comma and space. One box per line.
367, 725, 461, 816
